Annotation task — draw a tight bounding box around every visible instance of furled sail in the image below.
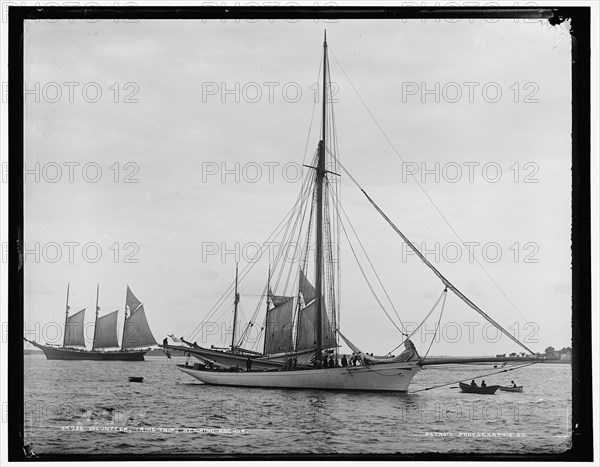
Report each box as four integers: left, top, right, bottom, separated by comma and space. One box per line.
264, 297, 295, 354
64, 308, 86, 347
296, 298, 336, 351
122, 305, 157, 349
268, 288, 291, 308
299, 268, 316, 304
126, 286, 142, 314
338, 330, 419, 363
93, 310, 119, 349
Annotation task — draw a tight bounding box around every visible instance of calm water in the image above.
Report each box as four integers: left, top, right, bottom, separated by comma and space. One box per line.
24, 355, 571, 456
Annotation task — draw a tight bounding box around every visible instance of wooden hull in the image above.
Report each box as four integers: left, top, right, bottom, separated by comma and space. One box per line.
459, 382, 500, 394
29, 341, 148, 361
178, 361, 421, 392
499, 386, 523, 392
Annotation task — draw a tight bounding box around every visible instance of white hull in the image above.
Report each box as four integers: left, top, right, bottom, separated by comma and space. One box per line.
178, 361, 421, 392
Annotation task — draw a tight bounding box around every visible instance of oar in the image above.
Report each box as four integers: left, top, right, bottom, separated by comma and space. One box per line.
449, 386, 459, 389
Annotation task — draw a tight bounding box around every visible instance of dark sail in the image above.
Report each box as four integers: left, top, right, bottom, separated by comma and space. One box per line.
299, 268, 316, 304
122, 305, 157, 349
268, 288, 291, 308
296, 298, 335, 351
64, 308, 86, 347
126, 286, 142, 313
93, 310, 119, 348
264, 297, 295, 354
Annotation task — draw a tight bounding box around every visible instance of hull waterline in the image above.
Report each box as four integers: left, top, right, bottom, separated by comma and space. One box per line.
177, 361, 421, 392
28, 340, 148, 361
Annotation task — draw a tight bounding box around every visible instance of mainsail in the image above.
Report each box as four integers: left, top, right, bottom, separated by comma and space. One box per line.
64, 308, 86, 347
93, 310, 119, 349
264, 297, 295, 354
296, 298, 336, 351
122, 304, 157, 349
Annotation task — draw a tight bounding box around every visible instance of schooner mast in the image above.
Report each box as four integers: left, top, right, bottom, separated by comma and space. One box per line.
314, 31, 328, 363
62, 283, 70, 348
231, 263, 240, 351
92, 284, 100, 351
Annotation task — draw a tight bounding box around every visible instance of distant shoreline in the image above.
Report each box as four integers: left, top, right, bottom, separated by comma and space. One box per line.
23, 348, 572, 363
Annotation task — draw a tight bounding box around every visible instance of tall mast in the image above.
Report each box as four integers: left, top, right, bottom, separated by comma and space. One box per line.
315, 31, 328, 362
92, 284, 100, 351
62, 283, 70, 348
231, 263, 240, 351
263, 264, 271, 355
121, 285, 128, 350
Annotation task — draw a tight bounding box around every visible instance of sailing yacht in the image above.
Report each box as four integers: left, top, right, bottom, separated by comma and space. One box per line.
25, 285, 157, 361
171, 33, 536, 392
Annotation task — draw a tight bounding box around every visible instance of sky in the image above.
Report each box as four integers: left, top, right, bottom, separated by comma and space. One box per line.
21, 17, 573, 357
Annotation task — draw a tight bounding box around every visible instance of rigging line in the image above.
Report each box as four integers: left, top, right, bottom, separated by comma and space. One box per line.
387, 288, 447, 356
328, 48, 544, 346
422, 290, 448, 360
237, 281, 268, 348
329, 80, 343, 333
330, 155, 535, 355
327, 172, 407, 334
273, 172, 315, 294
410, 362, 539, 393
302, 48, 324, 168
243, 175, 315, 345
323, 189, 338, 346
187, 178, 315, 341
336, 204, 407, 337
282, 185, 312, 297
236, 178, 313, 345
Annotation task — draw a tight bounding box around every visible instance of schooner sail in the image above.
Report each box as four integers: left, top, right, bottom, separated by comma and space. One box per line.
24, 285, 157, 361
263, 297, 294, 355
63, 308, 86, 348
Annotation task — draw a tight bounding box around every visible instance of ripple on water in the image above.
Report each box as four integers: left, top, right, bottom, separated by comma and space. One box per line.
24, 356, 572, 455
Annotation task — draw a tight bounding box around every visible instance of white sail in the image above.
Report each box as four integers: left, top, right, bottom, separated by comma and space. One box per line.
264, 297, 294, 354
122, 304, 157, 349
64, 308, 86, 347
93, 310, 119, 349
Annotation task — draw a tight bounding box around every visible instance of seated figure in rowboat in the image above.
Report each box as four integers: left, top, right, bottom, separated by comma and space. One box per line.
470, 380, 477, 387
511, 380, 517, 388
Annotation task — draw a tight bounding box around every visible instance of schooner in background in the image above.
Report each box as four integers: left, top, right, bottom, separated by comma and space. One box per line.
24, 284, 157, 361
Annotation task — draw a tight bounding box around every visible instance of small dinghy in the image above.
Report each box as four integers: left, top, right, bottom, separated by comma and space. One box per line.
499, 385, 523, 393
459, 382, 500, 394
128, 377, 144, 383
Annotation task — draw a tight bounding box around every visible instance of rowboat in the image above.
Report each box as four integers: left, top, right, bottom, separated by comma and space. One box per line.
499, 385, 523, 392
459, 382, 500, 394
128, 377, 144, 383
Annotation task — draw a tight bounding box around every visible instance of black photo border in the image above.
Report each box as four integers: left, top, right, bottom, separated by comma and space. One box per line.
7, 5, 592, 462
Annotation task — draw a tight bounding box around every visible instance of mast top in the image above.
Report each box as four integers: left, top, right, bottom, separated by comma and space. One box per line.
324, 30, 327, 44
